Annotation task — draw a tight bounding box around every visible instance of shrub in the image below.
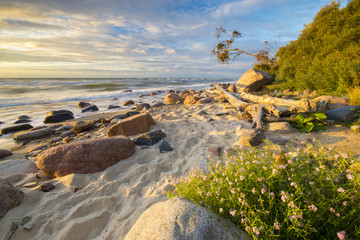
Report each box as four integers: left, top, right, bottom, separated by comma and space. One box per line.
349, 86, 360, 106
276, 1, 360, 94
290, 112, 327, 133
166, 142, 360, 239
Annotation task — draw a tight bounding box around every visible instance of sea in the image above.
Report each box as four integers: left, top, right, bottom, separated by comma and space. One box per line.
0, 78, 233, 148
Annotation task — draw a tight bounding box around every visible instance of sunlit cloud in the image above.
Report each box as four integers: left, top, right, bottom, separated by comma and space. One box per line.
0, 0, 332, 78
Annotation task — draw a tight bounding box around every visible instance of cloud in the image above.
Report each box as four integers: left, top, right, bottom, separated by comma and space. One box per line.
0, 0, 333, 78
0, 19, 63, 30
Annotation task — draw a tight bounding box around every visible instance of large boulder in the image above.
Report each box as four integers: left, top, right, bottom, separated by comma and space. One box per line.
107, 113, 156, 137
124, 197, 250, 240
0, 179, 24, 218
326, 105, 360, 122
0, 124, 33, 135
37, 136, 135, 178
235, 69, 272, 92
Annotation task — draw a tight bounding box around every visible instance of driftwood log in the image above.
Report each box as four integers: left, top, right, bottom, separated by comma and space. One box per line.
212, 83, 329, 130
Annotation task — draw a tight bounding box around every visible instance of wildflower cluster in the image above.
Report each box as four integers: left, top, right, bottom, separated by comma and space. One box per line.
166, 141, 360, 239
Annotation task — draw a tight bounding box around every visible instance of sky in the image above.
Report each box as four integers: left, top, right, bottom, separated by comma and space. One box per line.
0, 0, 332, 78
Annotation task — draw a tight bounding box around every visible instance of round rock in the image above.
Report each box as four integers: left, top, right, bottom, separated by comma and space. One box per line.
37, 136, 136, 178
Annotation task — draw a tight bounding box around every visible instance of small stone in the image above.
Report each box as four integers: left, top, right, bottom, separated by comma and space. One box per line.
133, 130, 166, 146
72, 120, 95, 134
184, 95, 200, 105
40, 182, 55, 192
196, 97, 214, 104
81, 105, 99, 113
107, 113, 156, 137
123, 100, 135, 106
0, 149, 12, 159
164, 93, 184, 105
238, 129, 264, 147
55, 125, 72, 132
215, 112, 230, 117
159, 140, 173, 153
136, 103, 151, 111
207, 146, 222, 156
78, 101, 91, 108
267, 122, 297, 133
152, 102, 165, 108
0, 124, 33, 135
43, 111, 74, 123
197, 110, 208, 115
14, 119, 31, 124
122, 89, 132, 93
17, 115, 31, 120
14, 127, 54, 141
108, 105, 120, 109
60, 130, 75, 138
126, 111, 140, 116
269, 137, 288, 145
73, 187, 83, 193
63, 137, 74, 143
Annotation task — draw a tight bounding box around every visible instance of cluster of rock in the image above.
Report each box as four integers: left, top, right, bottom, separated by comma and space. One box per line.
1, 68, 359, 238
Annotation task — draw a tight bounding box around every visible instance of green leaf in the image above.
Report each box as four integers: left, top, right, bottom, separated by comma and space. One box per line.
303, 117, 315, 123
311, 112, 327, 121
295, 114, 306, 123
299, 122, 314, 132
314, 123, 326, 131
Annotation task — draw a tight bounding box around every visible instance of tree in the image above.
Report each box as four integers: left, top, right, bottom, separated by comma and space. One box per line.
276, 0, 360, 94
212, 26, 279, 75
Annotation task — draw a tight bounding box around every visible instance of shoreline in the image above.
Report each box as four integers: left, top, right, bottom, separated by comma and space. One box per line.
1, 90, 360, 239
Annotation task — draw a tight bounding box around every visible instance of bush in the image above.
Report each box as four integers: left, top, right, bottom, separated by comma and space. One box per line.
166, 142, 360, 239
276, 1, 360, 94
349, 86, 360, 106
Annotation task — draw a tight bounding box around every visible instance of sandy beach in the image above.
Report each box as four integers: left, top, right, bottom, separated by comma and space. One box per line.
1, 99, 360, 240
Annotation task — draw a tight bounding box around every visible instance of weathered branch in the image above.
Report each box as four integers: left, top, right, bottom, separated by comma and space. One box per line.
233, 91, 329, 113
213, 83, 249, 108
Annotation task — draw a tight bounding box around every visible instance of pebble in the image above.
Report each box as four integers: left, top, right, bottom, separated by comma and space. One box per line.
73, 186, 83, 193
159, 140, 173, 153
40, 183, 55, 192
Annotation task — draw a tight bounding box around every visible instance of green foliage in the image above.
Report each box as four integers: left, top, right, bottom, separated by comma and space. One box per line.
276, 0, 360, 94
290, 112, 327, 132
166, 142, 360, 239
349, 86, 360, 105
